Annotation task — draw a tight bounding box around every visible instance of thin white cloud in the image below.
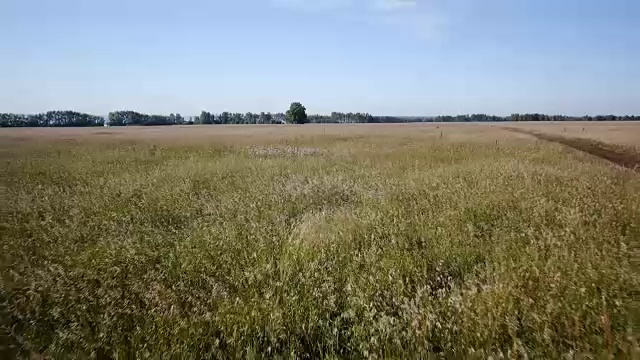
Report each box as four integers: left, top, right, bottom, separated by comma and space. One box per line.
371, 0, 417, 11
271, 0, 353, 11
270, 0, 446, 42
370, 1, 447, 41
377, 11, 447, 41
271, 0, 421, 13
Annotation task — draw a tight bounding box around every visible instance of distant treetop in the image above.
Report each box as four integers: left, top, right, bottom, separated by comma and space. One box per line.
285, 102, 308, 124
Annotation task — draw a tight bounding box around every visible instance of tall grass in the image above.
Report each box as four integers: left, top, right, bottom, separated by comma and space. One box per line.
1, 126, 639, 358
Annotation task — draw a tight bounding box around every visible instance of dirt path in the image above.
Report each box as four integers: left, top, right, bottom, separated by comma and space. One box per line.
503, 127, 640, 171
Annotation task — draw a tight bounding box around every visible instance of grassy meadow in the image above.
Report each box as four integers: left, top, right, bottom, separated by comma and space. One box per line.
1, 123, 639, 358
510, 122, 640, 148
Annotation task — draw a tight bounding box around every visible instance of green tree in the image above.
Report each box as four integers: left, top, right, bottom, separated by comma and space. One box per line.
285, 102, 307, 124
244, 112, 255, 124
200, 111, 213, 124
220, 112, 230, 124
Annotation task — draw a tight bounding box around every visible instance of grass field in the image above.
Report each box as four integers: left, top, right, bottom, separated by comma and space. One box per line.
508, 122, 640, 148
1, 123, 639, 357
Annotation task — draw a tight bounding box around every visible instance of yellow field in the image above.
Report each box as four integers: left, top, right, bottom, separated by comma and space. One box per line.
1, 123, 639, 357
1, 121, 637, 146
506, 121, 640, 147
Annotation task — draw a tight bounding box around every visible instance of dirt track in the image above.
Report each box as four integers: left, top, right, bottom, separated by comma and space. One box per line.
504, 127, 640, 171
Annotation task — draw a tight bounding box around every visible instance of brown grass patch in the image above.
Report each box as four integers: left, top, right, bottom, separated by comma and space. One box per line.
503, 121, 640, 147
505, 127, 640, 171
1, 122, 639, 358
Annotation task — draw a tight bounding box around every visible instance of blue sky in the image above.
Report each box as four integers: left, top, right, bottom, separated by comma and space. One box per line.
1, 0, 638, 116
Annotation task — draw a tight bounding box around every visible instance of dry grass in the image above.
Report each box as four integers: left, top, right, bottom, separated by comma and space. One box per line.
1, 124, 639, 358
504, 126, 640, 170
0, 123, 532, 145
505, 121, 640, 147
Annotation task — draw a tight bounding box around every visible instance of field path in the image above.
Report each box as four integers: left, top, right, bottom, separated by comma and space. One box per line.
503, 127, 640, 171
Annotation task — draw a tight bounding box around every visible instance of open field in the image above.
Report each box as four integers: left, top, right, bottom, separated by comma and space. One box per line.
506, 122, 640, 148
1, 123, 639, 357
504, 126, 640, 171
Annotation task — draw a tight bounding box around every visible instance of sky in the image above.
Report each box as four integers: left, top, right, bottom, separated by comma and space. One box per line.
0, 0, 638, 116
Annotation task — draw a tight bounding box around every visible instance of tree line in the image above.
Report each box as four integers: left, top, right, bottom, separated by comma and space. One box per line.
108, 111, 185, 126
0, 111, 105, 127
194, 111, 287, 125
1, 109, 638, 128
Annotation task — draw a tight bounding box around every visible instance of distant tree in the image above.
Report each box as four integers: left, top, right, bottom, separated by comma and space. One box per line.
244, 112, 255, 124
286, 102, 307, 124
232, 113, 243, 124
219, 112, 230, 124
200, 111, 213, 124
